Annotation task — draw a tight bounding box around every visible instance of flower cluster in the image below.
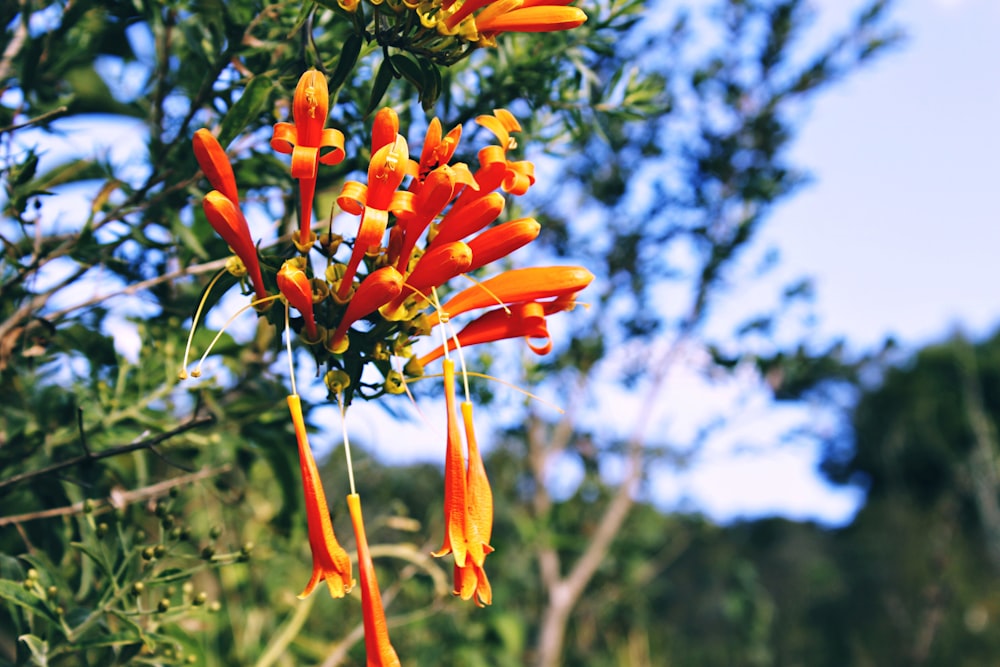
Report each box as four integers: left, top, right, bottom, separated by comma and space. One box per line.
335, 0, 587, 66
183, 68, 592, 661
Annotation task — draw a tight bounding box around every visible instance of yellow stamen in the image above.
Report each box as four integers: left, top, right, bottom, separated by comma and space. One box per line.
192, 294, 281, 378
179, 269, 228, 380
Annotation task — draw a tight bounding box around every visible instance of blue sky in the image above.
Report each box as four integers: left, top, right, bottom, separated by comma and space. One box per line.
655, 0, 1000, 524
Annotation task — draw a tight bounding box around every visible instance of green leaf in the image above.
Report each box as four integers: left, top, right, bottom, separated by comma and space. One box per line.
0, 580, 60, 624
218, 76, 275, 148
329, 32, 363, 92
418, 58, 443, 111
365, 59, 395, 117
19, 633, 49, 666
69, 541, 114, 580
390, 53, 423, 90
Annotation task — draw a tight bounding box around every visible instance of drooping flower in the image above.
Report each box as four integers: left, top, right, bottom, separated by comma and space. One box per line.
270, 69, 347, 250
201, 190, 268, 303
287, 395, 354, 599
277, 258, 321, 342
432, 358, 471, 566
347, 493, 402, 667
453, 400, 493, 606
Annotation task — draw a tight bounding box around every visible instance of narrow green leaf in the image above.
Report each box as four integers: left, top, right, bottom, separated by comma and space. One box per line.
0, 580, 60, 624
365, 59, 395, 117
390, 53, 423, 89
329, 32, 363, 92
19, 633, 49, 666
218, 76, 274, 148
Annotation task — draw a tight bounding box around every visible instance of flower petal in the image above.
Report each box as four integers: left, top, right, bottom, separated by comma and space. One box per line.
347, 494, 402, 667
288, 395, 354, 599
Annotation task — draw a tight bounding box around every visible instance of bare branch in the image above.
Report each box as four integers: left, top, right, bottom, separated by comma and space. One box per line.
0, 464, 231, 527
0, 414, 216, 493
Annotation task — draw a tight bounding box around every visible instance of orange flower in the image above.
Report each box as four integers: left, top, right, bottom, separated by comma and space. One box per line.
438, 0, 586, 43
201, 190, 268, 302
426, 362, 494, 606
419, 298, 575, 366
192, 129, 239, 204
427, 265, 593, 327
381, 241, 472, 319
428, 191, 506, 250
347, 494, 402, 667
276, 259, 320, 342
453, 401, 494, 606
476, 0, 586, 38
287, 395, 354, 599
270, 69, 347, 249
329, 265, 404, 352
336, 109, 413, 300
466, 217, 540, 272
432, 359, 471, 566
413, 117, 463, 183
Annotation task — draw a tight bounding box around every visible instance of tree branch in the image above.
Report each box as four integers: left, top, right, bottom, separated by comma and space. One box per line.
0, 414, 215, 493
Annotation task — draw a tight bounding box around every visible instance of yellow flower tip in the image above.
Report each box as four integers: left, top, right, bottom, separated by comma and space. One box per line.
277, 260, 319, 341
453, 561, 492, 607
292, 229, 317, 254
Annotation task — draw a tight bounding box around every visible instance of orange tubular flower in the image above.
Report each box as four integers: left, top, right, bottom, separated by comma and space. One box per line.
394, 166, 461, 273
288, 395, 354, 599
432, 359, 472, 568
202, 190, 268, 302
429, 191, 506, 249
454, 400, 493, 606
347, 494, 402, 667
336, 110, 413, 300
270, 69, 347, 248
476, 0, 587, 37
192, 129, 239, 203
466, 217, 541, 272
427, 265, 594, 327
277, 259, 319, 342
419, 299, 571, 366
381, 241, 473, 318
329, 265, 404, 352
413, 117, 463, 183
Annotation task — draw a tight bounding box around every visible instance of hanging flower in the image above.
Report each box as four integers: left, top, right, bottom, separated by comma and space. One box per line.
329, 265, 404, 353
271, 69, 347, 250
453, 400, 493, 606
201, 190, 268, 303
347, 494, 402, 666
277, 258, 322, 343
288, 395, 354, 599
432, 359, 491, 595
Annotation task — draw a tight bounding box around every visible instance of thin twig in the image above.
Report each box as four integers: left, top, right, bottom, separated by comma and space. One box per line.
0, 414, 216, 493
0, 464, 231, 527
